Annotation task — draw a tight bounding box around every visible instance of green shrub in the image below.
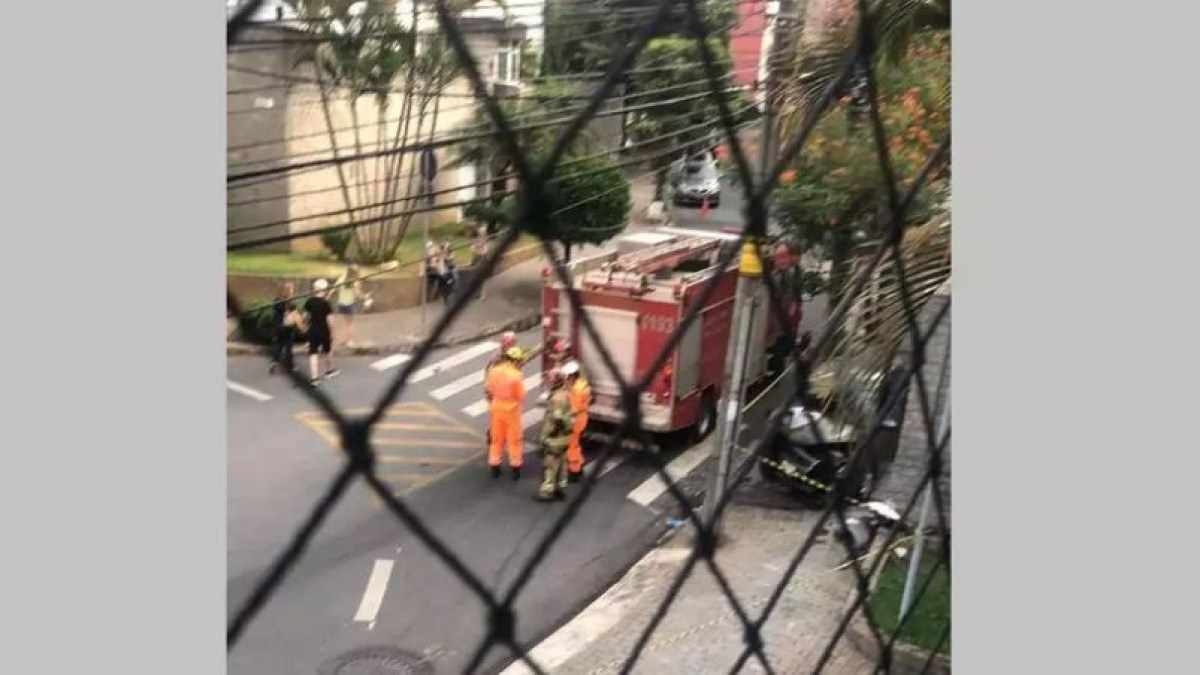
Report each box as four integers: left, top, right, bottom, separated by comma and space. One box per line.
321, 230, 353, 261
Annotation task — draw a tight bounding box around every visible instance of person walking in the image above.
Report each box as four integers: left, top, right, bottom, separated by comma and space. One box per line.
562, 360, 591, 482
485, 346, 526, 480
269, 281, 299, 375
535, 369, 574, 502
333, 264, 364, 347
303, 279, 340, 386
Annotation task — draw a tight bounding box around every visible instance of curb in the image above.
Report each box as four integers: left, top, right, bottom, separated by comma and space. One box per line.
842, 560, 950, 675
227, 311, 542, 357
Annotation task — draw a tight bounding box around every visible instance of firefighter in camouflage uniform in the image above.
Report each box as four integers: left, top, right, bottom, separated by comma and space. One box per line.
535, 369, 574, 501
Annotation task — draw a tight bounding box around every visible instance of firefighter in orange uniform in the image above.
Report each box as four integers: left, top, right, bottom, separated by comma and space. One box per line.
561, 360, 591, 482
487, 331, 518, 375
486, 346, 526, 480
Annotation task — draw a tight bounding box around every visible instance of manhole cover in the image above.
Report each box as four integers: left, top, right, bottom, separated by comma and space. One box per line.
318, 647, 433, 675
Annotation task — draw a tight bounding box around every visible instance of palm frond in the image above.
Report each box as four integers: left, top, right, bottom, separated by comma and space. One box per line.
812, 207, 950, 427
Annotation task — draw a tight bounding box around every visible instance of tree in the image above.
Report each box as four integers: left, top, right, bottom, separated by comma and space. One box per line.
542, 0, 738, 76
289, 1, 481, 263
627, 36, 756, 201
776, 0, 951, 144
450, 79, 601, 236
471, 151, 631, 262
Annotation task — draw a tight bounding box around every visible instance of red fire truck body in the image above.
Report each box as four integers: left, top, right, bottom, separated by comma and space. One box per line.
541, 229, 799, 437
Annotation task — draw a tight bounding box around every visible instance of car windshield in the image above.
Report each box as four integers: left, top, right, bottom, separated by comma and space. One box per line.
682, 164, 716, 183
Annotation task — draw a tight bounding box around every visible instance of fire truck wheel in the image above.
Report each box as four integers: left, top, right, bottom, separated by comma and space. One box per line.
692, 392, 718, 443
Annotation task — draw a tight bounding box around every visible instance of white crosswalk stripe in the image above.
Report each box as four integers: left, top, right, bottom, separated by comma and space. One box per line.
461, 370, 544, 417
463, 398, 490, 418
430, 369, 485, 401
410, 341, 498, 383
369, 353, 411, 372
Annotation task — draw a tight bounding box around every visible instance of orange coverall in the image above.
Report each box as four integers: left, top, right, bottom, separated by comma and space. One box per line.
486, 361, 525, 469
566, 376, 591, 473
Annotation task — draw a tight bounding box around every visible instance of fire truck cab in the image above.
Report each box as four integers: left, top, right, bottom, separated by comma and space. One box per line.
540, 228, 800, 442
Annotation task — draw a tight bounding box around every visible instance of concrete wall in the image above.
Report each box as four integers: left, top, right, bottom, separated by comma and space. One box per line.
227, 10, 535, 257
227, 25, 311, 251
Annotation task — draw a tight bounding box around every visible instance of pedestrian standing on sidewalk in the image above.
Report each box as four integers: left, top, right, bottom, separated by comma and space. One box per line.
535, 369, 573, 502
303, 279, 340, 386
333, 264, 364, 347
424, 240, 440, 303
439, 241, 458, 305
269, 281, 299, 375
562, 360, 591, 483
485, 346, 526, 480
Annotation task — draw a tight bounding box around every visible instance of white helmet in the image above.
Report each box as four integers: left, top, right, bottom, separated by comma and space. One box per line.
313, 278, 329, 292
561, 360, 580, 377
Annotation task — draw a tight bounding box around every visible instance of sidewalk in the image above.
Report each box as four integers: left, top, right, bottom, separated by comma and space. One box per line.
228, 255, 546, 356
228, 176, 673, 357
507, 499, 877, 675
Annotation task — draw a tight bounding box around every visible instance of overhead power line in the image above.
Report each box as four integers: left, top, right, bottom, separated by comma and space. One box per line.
226, 96, 768, 244
227, 77, 758, 184
228, 117, 758, 252
227, 68, 745, 154
228, 78, 747, 171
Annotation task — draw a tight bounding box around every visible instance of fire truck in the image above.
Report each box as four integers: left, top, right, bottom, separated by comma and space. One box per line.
540, 228, 801, 444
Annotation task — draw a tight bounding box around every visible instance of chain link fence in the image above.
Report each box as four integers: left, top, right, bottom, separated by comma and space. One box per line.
227, 0, 951, 672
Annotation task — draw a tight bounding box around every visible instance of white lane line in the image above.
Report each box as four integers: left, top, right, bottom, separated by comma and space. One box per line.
226, 380, 272, 402
353, 559, 396, 625
430, 369, 485, 401
499, 547, 692, 675
410, 341, 498, 383
370, 353, 411, 372
522, 408, 544, 431
523, 372, 543, 392
584, 454, 627, 479
463, 398, 490, 417
462, 371, 542, 417
626, 441, 712, 507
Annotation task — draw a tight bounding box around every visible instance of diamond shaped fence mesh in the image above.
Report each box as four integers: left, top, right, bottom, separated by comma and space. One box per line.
226, 1, 951, 673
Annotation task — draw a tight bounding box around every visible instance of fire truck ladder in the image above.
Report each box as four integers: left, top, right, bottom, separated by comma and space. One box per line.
585, 237, 721, 294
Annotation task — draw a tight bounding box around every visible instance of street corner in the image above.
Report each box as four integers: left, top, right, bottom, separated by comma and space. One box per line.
294, 402, 486, 498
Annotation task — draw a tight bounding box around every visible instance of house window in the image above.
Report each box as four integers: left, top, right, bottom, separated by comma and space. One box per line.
494, 39, 521, 83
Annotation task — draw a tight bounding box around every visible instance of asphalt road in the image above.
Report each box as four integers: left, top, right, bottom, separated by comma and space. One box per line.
227, 327, 687, 674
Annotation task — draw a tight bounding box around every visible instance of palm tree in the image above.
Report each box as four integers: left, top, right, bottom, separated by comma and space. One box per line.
775, 0, 950, 146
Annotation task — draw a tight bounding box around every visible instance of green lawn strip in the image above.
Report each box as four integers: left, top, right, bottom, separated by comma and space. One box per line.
228, 225, 539, 278
868, 544, 951, 655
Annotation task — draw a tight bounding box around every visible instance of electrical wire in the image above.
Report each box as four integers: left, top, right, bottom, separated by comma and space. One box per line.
227, 68, 746, 154
226, 96, 769, 246
228, 80, 747, 170
227, 77, 758, 184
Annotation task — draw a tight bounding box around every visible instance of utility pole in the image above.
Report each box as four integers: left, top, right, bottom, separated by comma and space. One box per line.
700, 239, 763, 540
900, 328, 952, 621
698, 0, 782, 541
419, 147, 438, 330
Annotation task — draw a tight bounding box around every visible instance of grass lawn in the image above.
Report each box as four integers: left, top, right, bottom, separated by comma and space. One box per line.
868, 544, 950, 655
228, 223, 539, 277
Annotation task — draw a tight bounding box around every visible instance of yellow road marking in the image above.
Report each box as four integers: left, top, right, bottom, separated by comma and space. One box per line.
370, 422, 474, 433
294, 401, 487, 505
377, 454, 478, 466
377, 472, 434, 485
372, 438, 481, 449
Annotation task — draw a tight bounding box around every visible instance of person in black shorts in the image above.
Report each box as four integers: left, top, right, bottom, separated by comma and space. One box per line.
303, 278, 340, 386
